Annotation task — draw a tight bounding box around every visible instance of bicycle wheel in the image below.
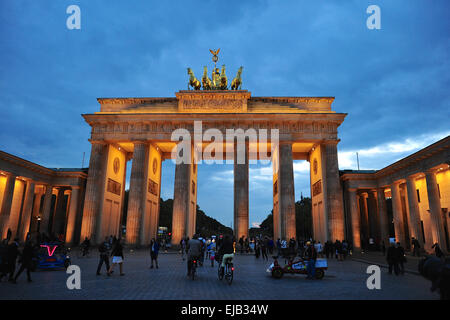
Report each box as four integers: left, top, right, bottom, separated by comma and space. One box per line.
191, 265, 196, 280
218, 265, 224, 280
225, 267, 233, 285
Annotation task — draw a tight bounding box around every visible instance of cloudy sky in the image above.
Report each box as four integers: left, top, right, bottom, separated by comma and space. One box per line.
1, 0, 449, 228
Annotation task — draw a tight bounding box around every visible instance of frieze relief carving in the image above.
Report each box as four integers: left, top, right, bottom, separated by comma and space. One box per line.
91, 120, 339, 136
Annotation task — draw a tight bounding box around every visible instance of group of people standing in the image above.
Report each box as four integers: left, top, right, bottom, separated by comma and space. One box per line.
0, 231, 35, 283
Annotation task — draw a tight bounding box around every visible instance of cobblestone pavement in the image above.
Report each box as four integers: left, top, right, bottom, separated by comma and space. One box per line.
0, 250, 439, 300
351, 251, 426, 275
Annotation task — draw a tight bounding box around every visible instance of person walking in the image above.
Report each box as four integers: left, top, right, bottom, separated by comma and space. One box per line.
276, 238, 281, 256
432, 242, 444, 259
238, 237, 244, 254
6, 238, 20, 282
396, 242, 406, 275
13, 237, 34, 283
314, 241, 322, 258
96, 237, 111, 276
305, 241, 317, 280
150, 238, 160, 269
254, 239, 261, 259
180, 237, 187, 261
267, 238, 274, 255
261, 237, 268, 261
411, 237, 421, 257
108, 238, 124, 276
209, 240, 216, 267
386, 242, 400, 275
0, 237, 9, 281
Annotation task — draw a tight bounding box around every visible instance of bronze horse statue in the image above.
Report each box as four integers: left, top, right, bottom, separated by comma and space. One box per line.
202, 66, 212, 90
187, 68, 201, 90
231, 66, 243, 90
219, 65, 228, 90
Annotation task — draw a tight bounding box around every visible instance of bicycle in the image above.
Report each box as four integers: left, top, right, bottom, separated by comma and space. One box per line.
218, 256, 234, 285
190, 258, 198, 280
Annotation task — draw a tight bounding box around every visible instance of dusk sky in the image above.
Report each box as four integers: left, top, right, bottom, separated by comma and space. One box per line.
1, 1, 449, 228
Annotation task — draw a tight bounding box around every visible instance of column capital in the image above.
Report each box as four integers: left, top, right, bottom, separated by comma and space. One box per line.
391, 180, 402, 186
407, 173, 422, 180
0, 172, 16, 178
425, 168, 438, 175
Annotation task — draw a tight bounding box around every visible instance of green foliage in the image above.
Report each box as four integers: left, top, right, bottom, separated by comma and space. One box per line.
158, 199, 232, 237
259, 197, 313, 239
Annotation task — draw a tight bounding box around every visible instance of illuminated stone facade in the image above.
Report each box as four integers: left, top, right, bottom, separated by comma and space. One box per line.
341, 136, 450, 253
81, 90, 346, 245
0, 151, 87, 243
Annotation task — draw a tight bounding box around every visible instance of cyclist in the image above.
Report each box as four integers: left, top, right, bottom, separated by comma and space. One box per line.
218, 234, 234, 275
186, 234, 202, 277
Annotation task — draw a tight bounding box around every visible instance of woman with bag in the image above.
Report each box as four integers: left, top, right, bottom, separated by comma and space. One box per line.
108, 238, 125, 276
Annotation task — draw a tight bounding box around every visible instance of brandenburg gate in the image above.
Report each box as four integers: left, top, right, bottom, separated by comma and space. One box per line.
79, 53, 347, 246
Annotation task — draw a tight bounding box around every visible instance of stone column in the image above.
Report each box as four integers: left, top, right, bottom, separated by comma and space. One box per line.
65, 187, 80, 244
80, 142, 107, 242
348, 189, 361, 249
18, 181, 35, 241
278, 142, 296, 240
0, 174, 16, 239
406, 175, 423, 247
376, 187, 389, 246
126, 142, 149, 246
29, 187, 43, 232
171, 142, 198, 245
40, 184, 54, 234
360, 193, 369, 241
425, 169, 447, 252
324, 142, 345, 241
52, 188, 67, 236
234, 140, 249, 239
391, 182, 406, 246
368, 190, 379, 240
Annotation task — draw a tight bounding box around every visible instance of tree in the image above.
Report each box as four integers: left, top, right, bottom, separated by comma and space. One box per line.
258, 197, 313, 240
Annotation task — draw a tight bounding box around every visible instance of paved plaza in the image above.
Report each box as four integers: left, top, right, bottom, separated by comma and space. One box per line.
0, 249, 440, 300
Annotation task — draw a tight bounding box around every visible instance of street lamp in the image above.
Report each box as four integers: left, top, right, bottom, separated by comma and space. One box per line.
36, 215, 41, 233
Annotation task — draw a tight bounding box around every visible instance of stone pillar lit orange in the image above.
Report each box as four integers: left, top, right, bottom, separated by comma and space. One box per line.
391, 181, 406, 246
65, 187, 80, 244
0, 173, 16, 239
425, 169, 447, 252
18, 180, 35, 241
40, 184, 54, 234
126, 142, 148, 246
278, 142, 296, 240
376, 187, 389, 246
53, 188, 67, 236
324, 141, 345, 241
348, 189, 361, 249
406, 175, 423, 247
171, 144, 197, 245
80, 142, 107, 243
234, 140, 249, 239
